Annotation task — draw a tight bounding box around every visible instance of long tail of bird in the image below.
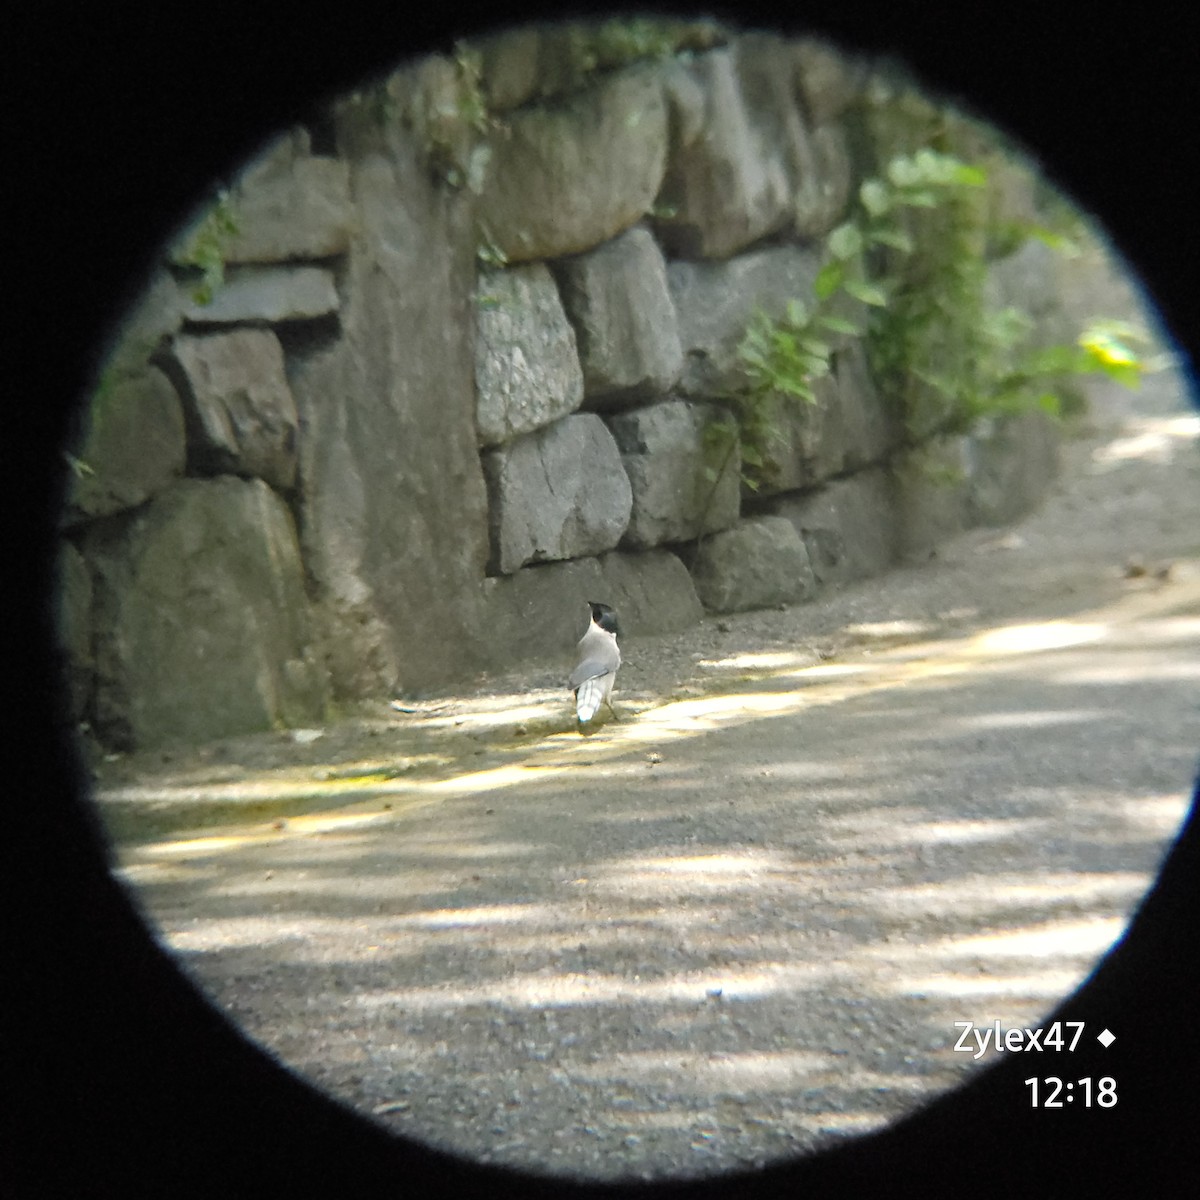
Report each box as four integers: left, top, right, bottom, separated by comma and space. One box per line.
575, 675, 609, 723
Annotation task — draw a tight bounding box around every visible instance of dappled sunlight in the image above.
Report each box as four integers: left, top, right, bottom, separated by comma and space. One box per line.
843, 619, 939, 640
697, 649, 819, 672
101, 758, 451, 806
1091, 412, 1200, 467
882, 870, 1151, 915
974, 621, 1106, 655
102, 548, 1199, 1183
876, 916, 1124, 966
592, 849, 801, 889
956, 707, 1105, 731
354, 960, 839, 1013
574, 1049, 861, 1089
99, 566, 1200, 850
891, 970, 1089, 1000
820, 807, 1051, 849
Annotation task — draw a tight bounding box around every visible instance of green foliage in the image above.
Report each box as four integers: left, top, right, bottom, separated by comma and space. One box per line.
714, 144, 1145, 503
175, 191, 239, 305
564, 17, 680, 81
451, 42, 489, 135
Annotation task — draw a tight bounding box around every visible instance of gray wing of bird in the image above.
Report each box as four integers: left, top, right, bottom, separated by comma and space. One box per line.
569, 655, 616, 690
570, 625, 620, 686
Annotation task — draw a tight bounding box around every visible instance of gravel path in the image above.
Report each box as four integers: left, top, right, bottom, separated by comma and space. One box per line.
101, 364, 1198, 1183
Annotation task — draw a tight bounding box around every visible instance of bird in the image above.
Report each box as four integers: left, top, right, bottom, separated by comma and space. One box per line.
569, 601, 622, 726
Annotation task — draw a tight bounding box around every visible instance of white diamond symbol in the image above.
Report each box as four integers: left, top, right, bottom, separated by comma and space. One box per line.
1097, 1028, 1116, 1047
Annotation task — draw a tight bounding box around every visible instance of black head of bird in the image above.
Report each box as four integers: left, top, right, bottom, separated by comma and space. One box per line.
588, 600, 621, 638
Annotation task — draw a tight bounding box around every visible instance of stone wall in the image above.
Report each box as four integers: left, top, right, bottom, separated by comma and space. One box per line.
57, 21, 1082, 750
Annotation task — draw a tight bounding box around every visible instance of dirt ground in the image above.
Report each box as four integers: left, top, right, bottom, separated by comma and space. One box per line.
96, 362, 1199, 1183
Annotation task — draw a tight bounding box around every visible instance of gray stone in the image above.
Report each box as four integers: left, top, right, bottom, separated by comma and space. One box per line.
287, 118, 491, 698
608, 399, 740, 549
794, 38, 866, 123
552, 225, 683, 408
597, 548, 703, 635
82, 477, 328, 750
985, 238, 1073, 346
791, 121, 853, 239
63, 365, 186, 526
967, 411, 1061, 527
55, 539, 93, 722
162, 329, 299, 491
891, 436, 973, 560
654, 37, 843, 258
474, 264, 584, 448
668, 244, 832, 397
654, 48, 791, 259
749, 340, 901, 496
479, 547, 701, 669
482, 414, 632, 575
181, 264, 339, 325
220, 130, 354, 263
772, 467, 899, 584
691, 515, 817, 613
476, 66, 668, 262
102, 270, 183, 381
473, 26, 545, 112
473, 20, 728, 112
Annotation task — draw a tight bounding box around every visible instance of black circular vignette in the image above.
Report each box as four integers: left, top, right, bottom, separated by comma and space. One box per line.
8, 2, 1198, 1197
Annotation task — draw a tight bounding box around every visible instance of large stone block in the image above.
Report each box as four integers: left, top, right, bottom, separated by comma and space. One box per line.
479, 547, 701, 669
985, 237, 1075, 347
891, 436, 973, 560
474, 263, 584, 448
653, 36, 847, 258
55, 539, 93, 722
749, 340, 901, 496
608, 399, 740, 548
552, 225, 683, 408
101, 270, 183, 381
476, 66, 668, 262
287, 124, 491, 697
162, 329, 299, 491
791, 120, 853, 239
966, 410, 1061, 527
63, 364, 186, 526
771, 467, 899, 584
596, 548, 704, 635
220, 131, 354, 263
180, 264, 339, 325
654, 48, 790, 260
82, 477, 328, 750
668, 244, 828, 397
482, 414, 632, 574
690, 515, 817, 613
794, 38, 867, 124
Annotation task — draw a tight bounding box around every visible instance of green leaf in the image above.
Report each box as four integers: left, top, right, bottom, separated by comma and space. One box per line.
829, 221, 864, 260
887, 155, 919, 187
785, 298, 809, 327
868, 227, 914, 253
951, 163, 987, 187
843, 278, 889, 307
817, 314, 861, 336
860, 178, 890, 217
814, 260, 845, 300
